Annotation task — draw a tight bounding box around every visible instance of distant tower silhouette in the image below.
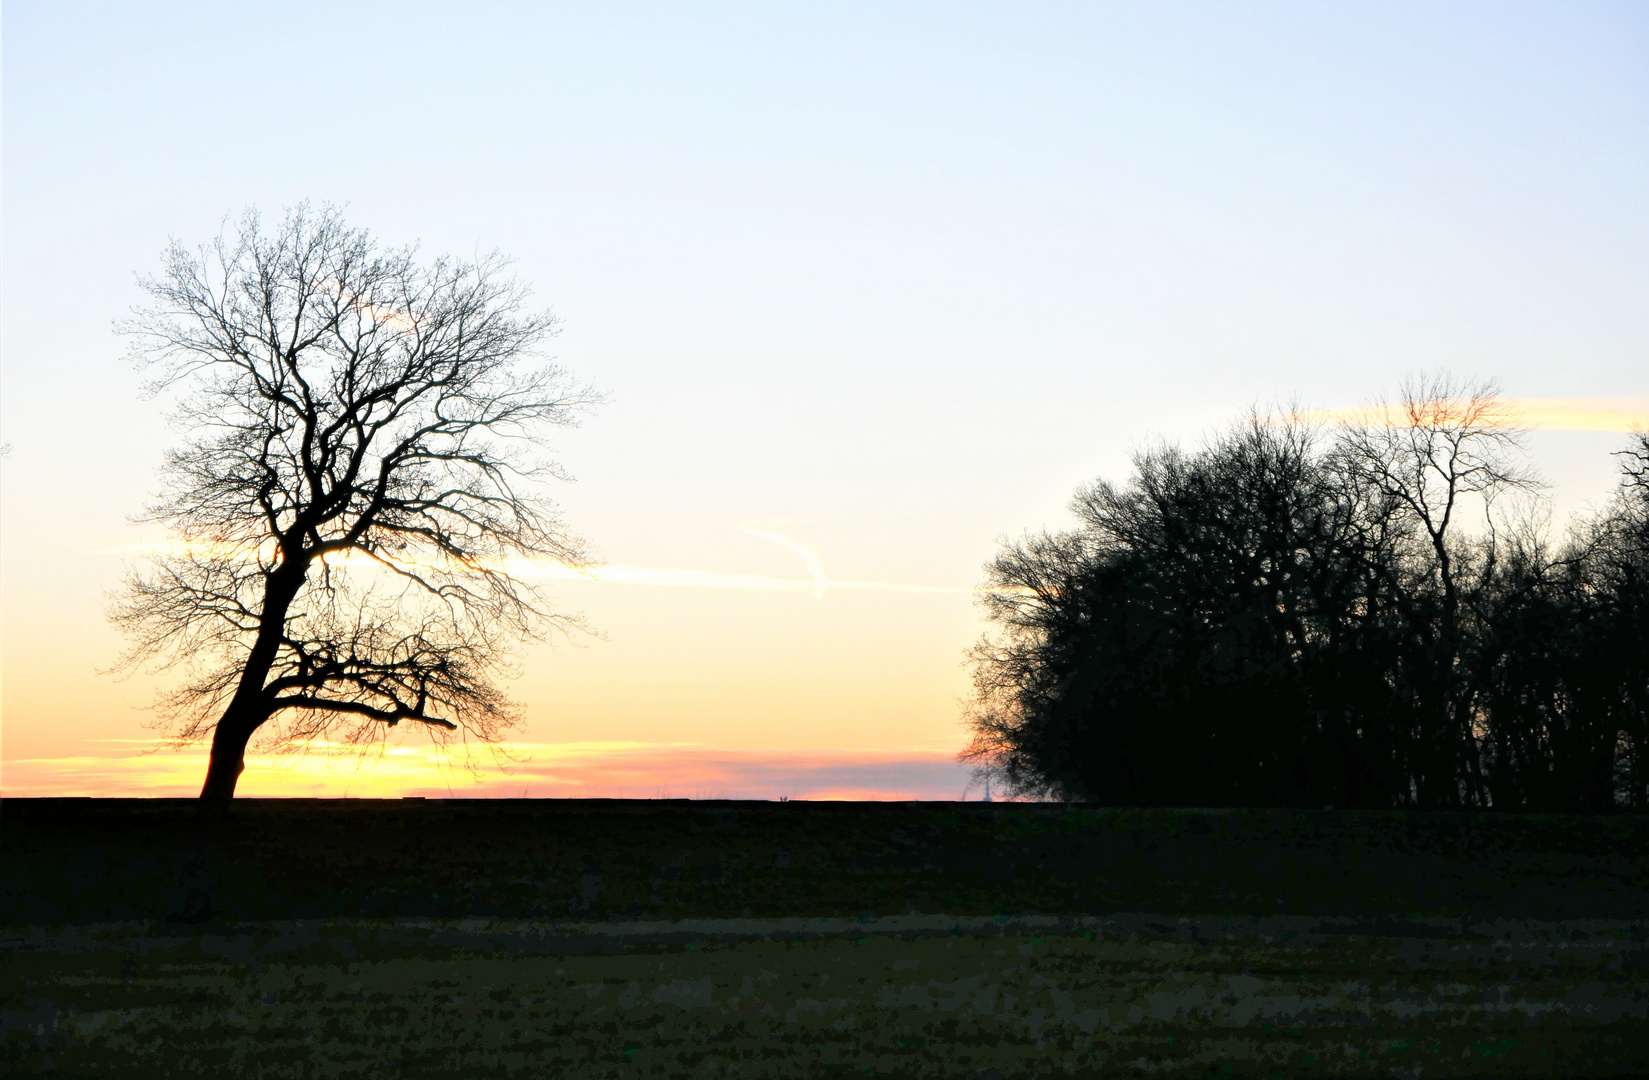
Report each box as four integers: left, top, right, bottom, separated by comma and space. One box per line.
982, 779, 993, 803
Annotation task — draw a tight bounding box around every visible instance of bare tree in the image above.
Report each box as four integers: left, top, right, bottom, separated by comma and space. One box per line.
112, 204, 599, 800
1616, 431, 1649, 500
1330, 374, 1539, 805
961, 412, 1390, 806
1334, 375, 1534, 611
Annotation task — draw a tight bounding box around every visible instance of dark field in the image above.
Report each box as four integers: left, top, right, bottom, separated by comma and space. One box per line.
4, 799, 1648, 1077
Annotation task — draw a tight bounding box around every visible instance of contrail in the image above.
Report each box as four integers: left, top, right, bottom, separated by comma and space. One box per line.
518, 561, 973, 595
736, 525, 830, 599
90, 543, 977, 595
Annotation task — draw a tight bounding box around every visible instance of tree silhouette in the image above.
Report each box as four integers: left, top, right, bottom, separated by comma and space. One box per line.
112, 204, 597, 800
1331, 375, 1539, 806
963, 412, 1400, 806
1475, 431, 1649, 810
961, 381, 1649, 811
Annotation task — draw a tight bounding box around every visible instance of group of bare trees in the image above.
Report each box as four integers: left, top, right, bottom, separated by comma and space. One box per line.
963, 378, 1649, 810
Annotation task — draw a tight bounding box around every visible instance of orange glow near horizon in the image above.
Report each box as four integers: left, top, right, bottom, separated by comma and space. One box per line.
1, 740, 981, 801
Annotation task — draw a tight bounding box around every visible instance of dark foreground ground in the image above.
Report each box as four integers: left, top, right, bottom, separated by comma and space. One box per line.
3, 798, 1647, 1077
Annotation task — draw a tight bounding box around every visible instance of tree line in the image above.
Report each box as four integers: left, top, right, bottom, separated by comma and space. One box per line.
962, 377, 1649, 811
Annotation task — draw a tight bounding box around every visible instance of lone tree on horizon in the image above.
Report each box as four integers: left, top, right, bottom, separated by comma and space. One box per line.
113, 204, 597, 800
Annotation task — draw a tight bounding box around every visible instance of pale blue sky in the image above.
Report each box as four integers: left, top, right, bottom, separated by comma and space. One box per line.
3, 3, 1646, 788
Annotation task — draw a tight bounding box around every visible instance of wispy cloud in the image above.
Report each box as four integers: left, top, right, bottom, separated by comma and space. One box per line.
1294, 396, 1649, 433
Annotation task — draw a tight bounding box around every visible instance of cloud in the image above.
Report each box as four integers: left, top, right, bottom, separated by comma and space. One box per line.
1504, 398, 1649, 432
1290, 396, 1649, 433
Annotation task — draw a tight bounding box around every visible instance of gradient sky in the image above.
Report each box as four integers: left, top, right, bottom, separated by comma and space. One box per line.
3, 2, 1647, 798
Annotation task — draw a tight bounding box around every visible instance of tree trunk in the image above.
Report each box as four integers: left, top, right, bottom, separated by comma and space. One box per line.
198, 561, 307, 801
199, 715, 256, 801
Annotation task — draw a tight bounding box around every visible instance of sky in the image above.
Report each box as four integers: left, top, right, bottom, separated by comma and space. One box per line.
3, 2, 1646, 799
